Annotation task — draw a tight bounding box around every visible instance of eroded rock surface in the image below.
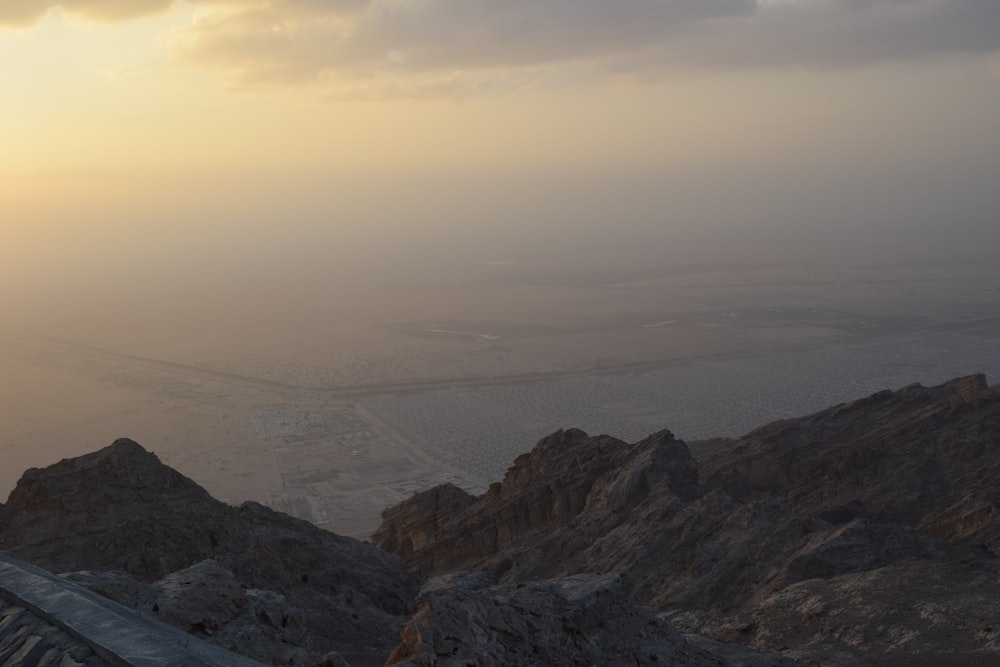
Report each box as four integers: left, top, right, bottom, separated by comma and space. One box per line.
0, 439, 418, 666
374, 375, 1000, 665
385, 572, 794, 667
5, 375, 1000, 666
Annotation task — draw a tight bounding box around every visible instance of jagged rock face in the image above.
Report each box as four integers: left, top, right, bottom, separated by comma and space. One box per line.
699, 374, 1000, 529
372, 428, 698, 578
675, 559, 1000, 666
0, 439, 419, 666
6, 376, 1000, 666
373, 375, 1000, 665
372, 483, 477, 561
384, 572, 767, 667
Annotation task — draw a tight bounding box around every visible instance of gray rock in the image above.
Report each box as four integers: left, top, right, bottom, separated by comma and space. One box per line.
153, 559, 242, 632
375, 375, 1000, 665
385, 572, 738, 667
0, 439, 419, 665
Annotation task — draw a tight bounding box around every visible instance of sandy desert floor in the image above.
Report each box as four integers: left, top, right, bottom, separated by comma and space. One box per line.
2, 261, 999, 536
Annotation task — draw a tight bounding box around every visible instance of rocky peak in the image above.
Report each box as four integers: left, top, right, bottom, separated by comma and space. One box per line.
5, 376, 1000, 665
5, 438, 210, 514
372, 426, 699, 577
375, 375, 1000, 665
372, 483, 476, 559
0, 438, 419, 666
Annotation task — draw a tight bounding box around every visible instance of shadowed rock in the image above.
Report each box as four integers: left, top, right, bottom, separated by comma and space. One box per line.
5, 376, 1000, 665
0, 439, 418, 666
384, 572, 777, 667
374, 375, 1000, 665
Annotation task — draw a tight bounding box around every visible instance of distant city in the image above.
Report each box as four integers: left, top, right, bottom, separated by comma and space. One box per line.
3, 263, 999, 537
363, 329, 1000, 483
253, 323, 1000, 533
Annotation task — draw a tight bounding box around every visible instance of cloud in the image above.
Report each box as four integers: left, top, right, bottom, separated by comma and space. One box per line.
7, 1, 1000, 94
0, 0, 368, 26
0, 0, 174, 25
321, 70, 535, 102
164, 0, 757, 86
167, 0, 1000, 90
668, 0, 1000, 69
0, 1, 49, 26
344, 0, 758, 70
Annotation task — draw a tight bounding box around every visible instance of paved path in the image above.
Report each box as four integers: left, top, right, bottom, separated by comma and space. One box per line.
0, 555, 265, 667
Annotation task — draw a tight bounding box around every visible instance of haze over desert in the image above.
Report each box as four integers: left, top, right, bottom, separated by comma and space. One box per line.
4, 258, 999, 535
3, 3, 1000, 666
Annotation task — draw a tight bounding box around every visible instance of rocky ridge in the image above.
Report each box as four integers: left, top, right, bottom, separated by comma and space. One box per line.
0, 439, 418, 666
373, 374, 1000, 665
2, 376, 999, 665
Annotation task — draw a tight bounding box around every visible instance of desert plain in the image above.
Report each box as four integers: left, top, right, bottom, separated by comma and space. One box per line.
3, 260, 1000, 536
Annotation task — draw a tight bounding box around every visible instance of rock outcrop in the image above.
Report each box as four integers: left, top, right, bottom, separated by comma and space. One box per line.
0, 439, 419, 666
372, 427, 699, 578
384, 572, 799, 667
5, 375, 1000, 666
374, 375, 1000, 665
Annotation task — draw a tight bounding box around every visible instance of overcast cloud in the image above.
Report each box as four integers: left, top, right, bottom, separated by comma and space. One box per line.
4, 1, 1000, 88
0, 0, 172, 24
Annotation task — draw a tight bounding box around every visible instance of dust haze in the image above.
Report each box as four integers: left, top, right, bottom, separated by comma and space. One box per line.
3, 160, 1000, 535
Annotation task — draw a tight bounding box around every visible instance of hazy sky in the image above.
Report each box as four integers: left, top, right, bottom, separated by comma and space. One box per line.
3, 0, 1000, 317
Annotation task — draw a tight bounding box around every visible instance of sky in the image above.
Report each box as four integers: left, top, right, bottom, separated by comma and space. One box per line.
3, 0, 1000, 320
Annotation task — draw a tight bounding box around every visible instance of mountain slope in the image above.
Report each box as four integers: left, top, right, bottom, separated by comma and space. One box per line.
0, 439, 418, 666
4, 375, 1000, 665
373, 375, 1000, 665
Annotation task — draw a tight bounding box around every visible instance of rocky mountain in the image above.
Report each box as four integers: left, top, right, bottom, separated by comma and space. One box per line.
3, 375, 1000, 666
373, 374, 1000, 665
0, 440, 765, 667
0, 439, 418, 667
